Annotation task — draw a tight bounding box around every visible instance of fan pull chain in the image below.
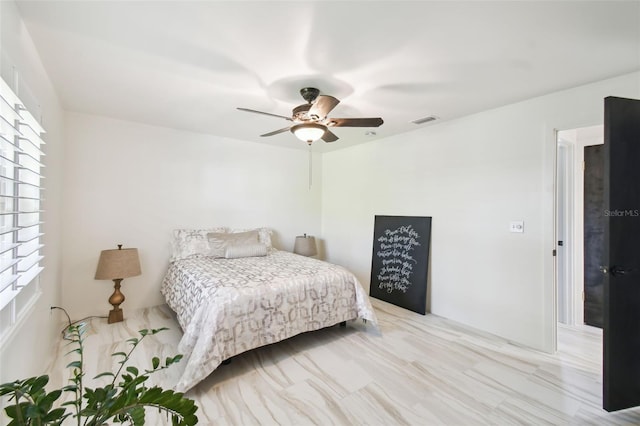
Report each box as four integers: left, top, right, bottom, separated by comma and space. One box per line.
308, 142, 313, 189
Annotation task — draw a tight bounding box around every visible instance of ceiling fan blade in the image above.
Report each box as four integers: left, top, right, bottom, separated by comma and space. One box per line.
326, 117, 384, 127
260, 126, 292, 137
322, 129, 339, 143
237, 107, 292, 121
308, 95, 340, 119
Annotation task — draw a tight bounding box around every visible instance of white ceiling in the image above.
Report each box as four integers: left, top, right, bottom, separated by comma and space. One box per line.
15, 1, 640, 152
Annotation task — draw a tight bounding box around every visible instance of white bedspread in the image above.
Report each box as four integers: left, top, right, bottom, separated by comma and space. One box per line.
161, 250, 378, 392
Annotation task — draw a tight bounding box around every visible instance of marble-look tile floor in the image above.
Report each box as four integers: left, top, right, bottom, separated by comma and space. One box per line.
45, 299, 640, 425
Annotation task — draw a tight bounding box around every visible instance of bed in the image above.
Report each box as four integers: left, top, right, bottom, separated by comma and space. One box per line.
160, 228, 378, 392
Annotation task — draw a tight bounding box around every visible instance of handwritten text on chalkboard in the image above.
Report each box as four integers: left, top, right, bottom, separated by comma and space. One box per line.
376, 225, 421, 293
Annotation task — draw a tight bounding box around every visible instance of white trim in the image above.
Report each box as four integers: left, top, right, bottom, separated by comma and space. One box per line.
543, 125, 558, 354
0, 287, 42, 348
556, 139, 576, 326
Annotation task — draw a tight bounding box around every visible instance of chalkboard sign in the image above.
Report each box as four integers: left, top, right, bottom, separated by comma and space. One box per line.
370, 215, 432, 315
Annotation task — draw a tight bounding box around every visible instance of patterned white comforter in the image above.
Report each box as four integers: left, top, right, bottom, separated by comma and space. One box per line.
161, 250, 378, 392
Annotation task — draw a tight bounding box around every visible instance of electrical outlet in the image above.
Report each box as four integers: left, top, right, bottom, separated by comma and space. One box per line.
510, 221, 524, 233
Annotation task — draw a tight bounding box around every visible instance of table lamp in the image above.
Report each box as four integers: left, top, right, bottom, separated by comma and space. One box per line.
293, 234, 317, 257
95, 244, 141, 324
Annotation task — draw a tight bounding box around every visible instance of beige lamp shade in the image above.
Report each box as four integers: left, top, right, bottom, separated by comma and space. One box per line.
95, 247, 141, 280
293, 235, 317, 257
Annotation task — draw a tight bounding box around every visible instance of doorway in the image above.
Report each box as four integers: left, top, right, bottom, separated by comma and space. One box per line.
556, 125, 604, 326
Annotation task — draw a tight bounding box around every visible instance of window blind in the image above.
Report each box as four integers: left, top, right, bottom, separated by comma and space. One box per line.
0, 77, 45, 311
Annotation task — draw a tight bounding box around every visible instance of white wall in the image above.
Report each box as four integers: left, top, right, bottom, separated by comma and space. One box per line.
321, 72, 640, 352
62, 113, 322, 319
0, 0, 65, 382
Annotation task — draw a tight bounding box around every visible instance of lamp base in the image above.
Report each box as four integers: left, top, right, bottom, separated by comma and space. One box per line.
107, 278, 125, 324
108, 307, 123, 324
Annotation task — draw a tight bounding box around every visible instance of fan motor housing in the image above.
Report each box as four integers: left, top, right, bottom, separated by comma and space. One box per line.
300, 87, 320, 103
292, 104, 312, 121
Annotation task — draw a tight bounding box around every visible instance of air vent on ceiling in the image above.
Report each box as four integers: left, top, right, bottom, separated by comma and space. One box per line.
411, 115, 438, 125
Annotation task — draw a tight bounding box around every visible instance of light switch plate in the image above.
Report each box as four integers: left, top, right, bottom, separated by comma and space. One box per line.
510, 221, 524, 233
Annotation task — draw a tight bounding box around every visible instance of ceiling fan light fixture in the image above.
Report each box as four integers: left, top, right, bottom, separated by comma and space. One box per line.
238, 87, 383, 144
291, 122, 326, 143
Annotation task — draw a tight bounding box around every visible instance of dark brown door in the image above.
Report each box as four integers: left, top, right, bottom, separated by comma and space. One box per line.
584, 145, 604, 328
603, 96, 640, 412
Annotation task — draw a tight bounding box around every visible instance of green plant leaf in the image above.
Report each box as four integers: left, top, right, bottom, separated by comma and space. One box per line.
39, 389, 62, 411
28, 375, 49, 394
93, 372, 115, 380
62, 384, 77, 392
128, 406, 146, 425
126, 366, 139, 377
43, 407, 67, 422
5, 402, 28, 420
0, 381, 22, 396
66, 360, 82, 369
152, 357, 160, 369
65, 347, 81, 356
26, 403, 45, 420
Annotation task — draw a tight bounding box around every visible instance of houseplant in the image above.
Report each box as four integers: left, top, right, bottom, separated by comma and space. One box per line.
0, 324, 198, 425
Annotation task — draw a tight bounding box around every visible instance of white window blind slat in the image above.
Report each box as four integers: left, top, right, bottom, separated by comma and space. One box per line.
0, 95, 21, 124
0, 136, 20, 158
0, 132, 20, 150
0, 284, 19, 311
17, 106, 45, 137
0, 76, 44, 311
0, 272, 19, 292
18, 253, 43, 273
0, 259, 19, 275
17, 155, 42, 173
17, 127, 45, 152
18, 168, 41, 186
0, 79, 20, 109
17, 265, 43, 288
0, 242, 19, 254
0, 114, 19, 138
17, 240, 42, 258
0, 227, 19, 236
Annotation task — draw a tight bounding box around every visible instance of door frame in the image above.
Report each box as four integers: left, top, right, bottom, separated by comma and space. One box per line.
555, 126, 605, 328
546, 122, 602, 354
556, 136, 576, 325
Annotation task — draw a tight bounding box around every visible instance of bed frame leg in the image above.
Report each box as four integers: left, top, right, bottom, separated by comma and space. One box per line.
222, 358, 232, 365
339, 321, 346, 328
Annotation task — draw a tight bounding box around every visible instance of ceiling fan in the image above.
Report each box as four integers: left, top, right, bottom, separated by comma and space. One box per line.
237, 87, 383, 144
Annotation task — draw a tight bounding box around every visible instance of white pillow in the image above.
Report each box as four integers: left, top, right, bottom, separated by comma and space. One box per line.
225, 243, 268, 259
207, 230, 259, 258
171, 228, 228, 261
230, 227, 273, 249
